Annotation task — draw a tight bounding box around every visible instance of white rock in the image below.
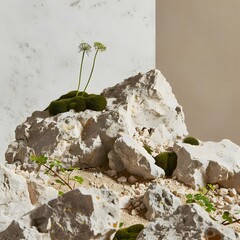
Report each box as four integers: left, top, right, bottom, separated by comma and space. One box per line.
219, 188, 229, 196
109, 135, 164, 179
6, 69, 188, 179
2, 187, 120, 240
143, 184, 182, 220
117, 176, 127, 183
173, 140, 240, 193
229, 188, 237, 197
224, 196, 234, 204
0, 164, 34, 231
137, 204, 240, 240
119, 196, 131, 209
106, 169, 117, 177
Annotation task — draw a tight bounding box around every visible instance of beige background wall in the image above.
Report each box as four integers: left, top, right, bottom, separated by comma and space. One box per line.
156, 0, 240, 144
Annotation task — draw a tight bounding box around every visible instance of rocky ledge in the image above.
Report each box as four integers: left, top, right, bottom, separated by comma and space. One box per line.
1, 69, 240, 239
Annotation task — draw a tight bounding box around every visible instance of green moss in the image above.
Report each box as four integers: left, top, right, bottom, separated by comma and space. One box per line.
143, 145, 153, 154
48, 92, 106, 115
183, 136, 199, 145
113, 224, 144, 240
48, 99, 69, 116
58, 91, 88, 100
154, 152, 168, 172
86, 94, 107, 111
69, 96, 87, 112
155, 151, 178, 177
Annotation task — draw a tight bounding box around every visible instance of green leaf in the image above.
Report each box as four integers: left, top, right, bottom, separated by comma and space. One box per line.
30, 155, 48, 165
55, 179, 66, 185
66, 167, 79, 171
73, 176, 84, 184
58, 191, 64, 196
119, 222, 124, 228
194, 194, 203, 200
186, 194, 193, 199
207, 184, 215, 191
222, 211, 233, 223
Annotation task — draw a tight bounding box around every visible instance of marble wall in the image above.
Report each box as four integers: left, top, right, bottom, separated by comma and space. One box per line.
0, 0, 155, 161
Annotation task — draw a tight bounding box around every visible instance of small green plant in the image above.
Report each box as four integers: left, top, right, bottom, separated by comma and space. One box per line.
183, 136, 199, 145
185, 184, 240, 226
30, 155, 83, 195
113, 224, 144, 240
47, 41, 107, 116
154, 151, 177, 176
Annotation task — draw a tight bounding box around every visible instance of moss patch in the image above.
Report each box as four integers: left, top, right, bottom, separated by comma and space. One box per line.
155, 151, 178, 177
47, 91, 107, 116
86, 94, 107, 111
113, 224, 144, 240
183, 136, 199, 145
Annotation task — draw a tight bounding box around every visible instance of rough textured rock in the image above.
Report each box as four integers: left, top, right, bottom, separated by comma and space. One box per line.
173, 140, 240, 192
5, 69, 188, 178
137, 204, 240, 240
0, 164, 34, 231
108, 135, 164, 179
0, 163, 58, 232
143, 184, 182, 220
0, 220, 48, 240
1, 187, 120, 240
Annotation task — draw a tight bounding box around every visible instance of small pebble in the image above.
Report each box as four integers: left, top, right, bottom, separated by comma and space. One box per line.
229, 188, 237, 197
134, 189, 141, 195
216, 201, 225, 209
131, 209, 138, 216
106, 170, 117, 177
223, 196, 234, 204
138, 183, 145, 190
219, 188, 228, 196
128, 175, 138, 184
139, 203, 145, 209
117, 176, 127, 183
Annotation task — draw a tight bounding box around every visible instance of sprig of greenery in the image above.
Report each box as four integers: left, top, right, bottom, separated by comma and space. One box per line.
185, 184, 240, 225
30, 155, 83, 195
186, 193, 216, 213
81, 42, 106, 96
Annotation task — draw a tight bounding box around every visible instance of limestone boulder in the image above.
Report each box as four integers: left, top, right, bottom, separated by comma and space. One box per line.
143, 184, 182, 220
1, 187, 120, 240
173, 139, 240, 192
137, 204, 240, 240
0, 164, 34, 231
5, 69, 188, 179
0, 163, 58, 232
108, 135, 164, 179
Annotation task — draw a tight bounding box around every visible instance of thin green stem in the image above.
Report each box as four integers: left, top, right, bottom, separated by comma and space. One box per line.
76, 50, 86, 96
81, 50, 99, 96
43, 164, 73, 190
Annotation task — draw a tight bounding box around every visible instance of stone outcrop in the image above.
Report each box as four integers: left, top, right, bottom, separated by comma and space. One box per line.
173, 140, 240, 192
0, 164, 34, 232
143, 184, 182, 220
137, 204, 240, 240
3, 69, 240, 238
1, 187, 120, 240
108, 135, 164, 179
5, 69, 188, 178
